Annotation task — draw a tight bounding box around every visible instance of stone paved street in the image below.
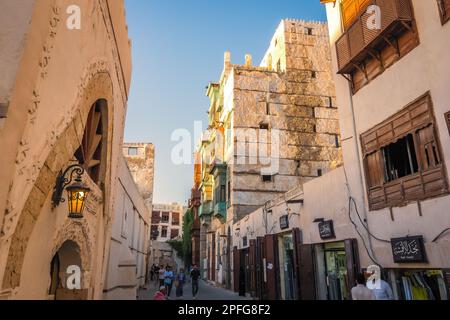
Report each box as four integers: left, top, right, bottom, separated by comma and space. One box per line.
138, 279, 252, 301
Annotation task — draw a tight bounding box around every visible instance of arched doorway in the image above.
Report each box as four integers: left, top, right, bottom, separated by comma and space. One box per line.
49, 240, 87, 300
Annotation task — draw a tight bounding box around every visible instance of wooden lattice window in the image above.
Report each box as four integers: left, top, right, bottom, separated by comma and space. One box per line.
361, 93, 448, 210
161, 226, 168, 238
445, 111, 450, 136
75, 100, 106, 184
438, 0, 450, 24
151, 211, 160, 224
172, 212, 180, 226
161, 212, 170, 223
341, 0, 372, 31
170, 229, 179, 239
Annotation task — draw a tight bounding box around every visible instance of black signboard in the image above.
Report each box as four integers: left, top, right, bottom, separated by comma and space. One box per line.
391, 236, 427, 263
319, 220, 335, 240
280, 215, 289, 230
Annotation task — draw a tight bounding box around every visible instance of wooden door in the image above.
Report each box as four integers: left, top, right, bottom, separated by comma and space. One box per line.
249, 239, 257, 297
345, 239, 360, 298
297, 244, 316, 300
211, 233, 216, 282
264, 234, 279, 300
233, 246, 239, 293
256, 237, 266, 300
292, 228, 302, 300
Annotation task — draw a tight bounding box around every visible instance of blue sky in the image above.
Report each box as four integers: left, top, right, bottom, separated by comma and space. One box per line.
123, 0, 327, 205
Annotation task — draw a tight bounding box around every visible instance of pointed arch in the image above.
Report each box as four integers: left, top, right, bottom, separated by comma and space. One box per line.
2, 66, 114, 291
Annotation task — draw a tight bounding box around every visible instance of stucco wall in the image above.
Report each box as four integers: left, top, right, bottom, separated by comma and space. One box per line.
0, 0, 35, 119
0, 0, 132, 299
324, 0, 450, 268
104, 156, 150, 300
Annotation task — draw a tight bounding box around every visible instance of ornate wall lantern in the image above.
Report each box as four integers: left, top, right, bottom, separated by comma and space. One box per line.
52, 164, 90, 219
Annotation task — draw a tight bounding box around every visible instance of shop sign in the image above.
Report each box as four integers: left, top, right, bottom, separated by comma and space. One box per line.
391, 236, 427, 263
280, 215, 289, 230
318, 220, 335, 240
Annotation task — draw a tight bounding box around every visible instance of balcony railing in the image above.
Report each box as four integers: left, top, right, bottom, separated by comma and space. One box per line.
336, 0, 414, 74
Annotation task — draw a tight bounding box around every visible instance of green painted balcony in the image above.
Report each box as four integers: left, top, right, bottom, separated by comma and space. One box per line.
214, 202, 227, 219
199, 201, 213, 217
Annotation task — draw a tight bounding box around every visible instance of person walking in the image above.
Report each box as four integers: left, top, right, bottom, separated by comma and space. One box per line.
158, 265, 166, 287
154, 264, 160, 285
175, 268, 187, 299
368, 276, 395, 300
164, 266, 174, 297
150, 264, 156, 282
351, 273, 376, 300
190, 264, 201, 299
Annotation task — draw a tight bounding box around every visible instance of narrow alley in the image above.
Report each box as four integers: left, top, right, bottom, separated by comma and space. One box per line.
138, 280, 251, 301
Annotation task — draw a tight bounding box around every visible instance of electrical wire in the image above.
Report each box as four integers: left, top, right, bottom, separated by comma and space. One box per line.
349, 197, 391, 244
348, 197, 381, 267
432, 228, 450, 243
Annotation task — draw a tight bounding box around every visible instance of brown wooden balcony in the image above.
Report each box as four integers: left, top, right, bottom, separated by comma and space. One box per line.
336, 0, 414, 74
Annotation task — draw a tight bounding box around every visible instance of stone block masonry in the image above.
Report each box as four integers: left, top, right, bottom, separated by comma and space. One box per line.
123, 143, 155, 211
228, 19, 342, 221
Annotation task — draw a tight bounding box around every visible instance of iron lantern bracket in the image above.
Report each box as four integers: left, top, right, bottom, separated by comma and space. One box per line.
51, 164, 85, 208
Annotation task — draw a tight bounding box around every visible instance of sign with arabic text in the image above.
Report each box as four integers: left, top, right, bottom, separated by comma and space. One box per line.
280, 215, 289, 230
391, 236, 427, 263
319, 220, 335, 240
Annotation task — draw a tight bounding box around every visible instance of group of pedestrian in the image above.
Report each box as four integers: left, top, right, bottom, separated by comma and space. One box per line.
151, 264, 201, 300
351, 271, 395, 300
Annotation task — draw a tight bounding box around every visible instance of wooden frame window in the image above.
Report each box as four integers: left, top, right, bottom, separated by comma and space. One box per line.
438, 0, 450, 24
336, 0, 420, 94
75, 100, 107, 184
361, 93, 448, 210
127, 147, 138, 156
170, 229, 179, 239
445, 111, 450, 136
151, 225, 158, 240
151, 211, 160, 224
161, 212, 170, 223
172, 212, 180, 226
161, 226, 168, 238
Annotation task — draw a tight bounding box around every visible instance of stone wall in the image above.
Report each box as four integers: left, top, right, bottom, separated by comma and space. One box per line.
123, 143, 155, 211
228, 19, 342, 222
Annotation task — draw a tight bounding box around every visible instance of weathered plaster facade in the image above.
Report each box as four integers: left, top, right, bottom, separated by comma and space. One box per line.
122, 142, 155, 211
320, 0, 450, 271
0, 0, 132, 299
104, 156, 150, 300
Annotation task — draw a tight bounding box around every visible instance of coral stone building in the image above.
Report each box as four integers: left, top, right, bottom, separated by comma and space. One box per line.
122, 143, 155, 211
196, 19, 343, 289
150, 203, 184, 242
226, 0, 450, 301
0, 0, 135, 299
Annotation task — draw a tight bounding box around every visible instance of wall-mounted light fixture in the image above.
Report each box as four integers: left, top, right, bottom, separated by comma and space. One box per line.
313, 218, 325, 223
51, 164, 90, 219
